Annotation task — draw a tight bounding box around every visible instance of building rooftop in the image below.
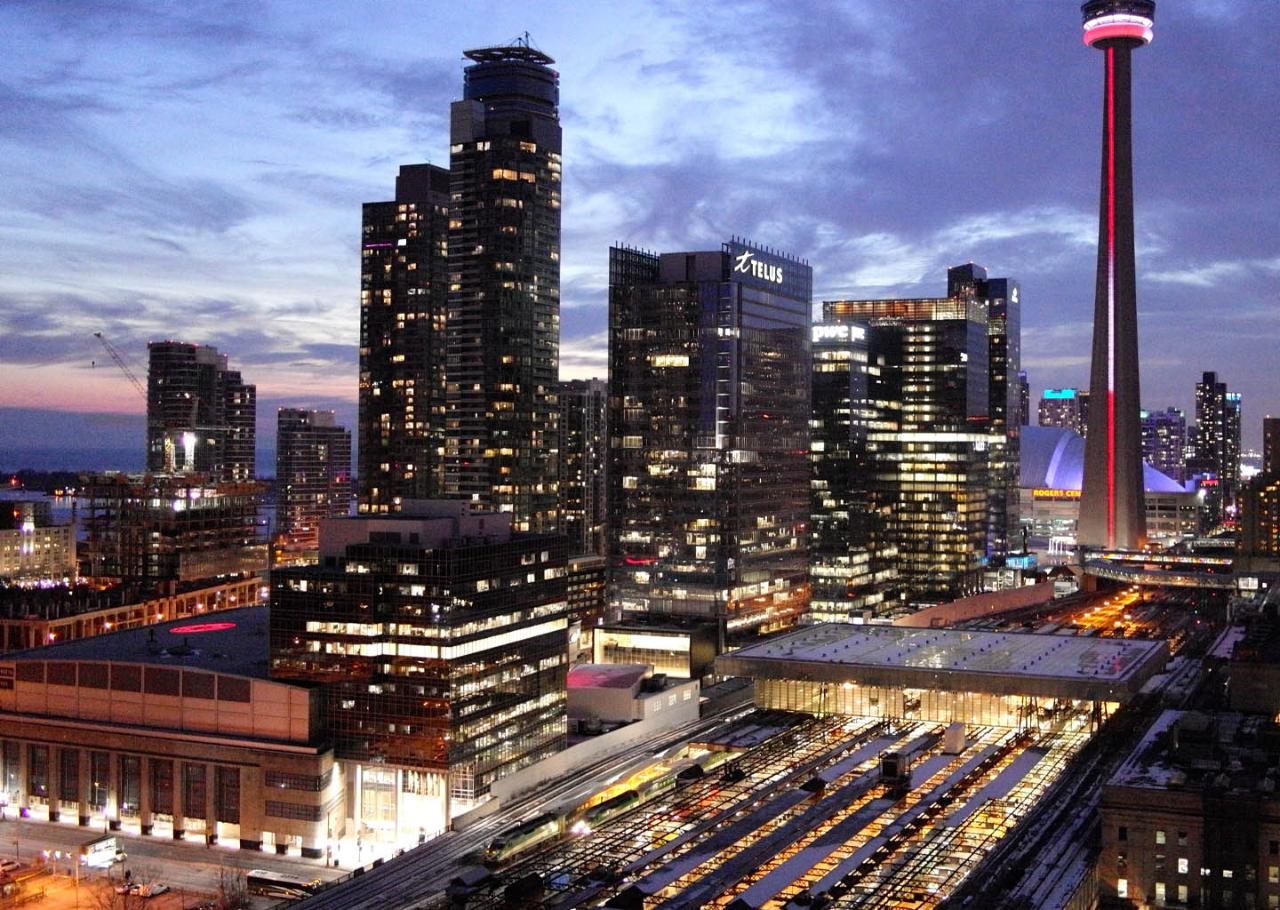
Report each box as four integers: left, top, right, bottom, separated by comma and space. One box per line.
5, 605, 272, 679
717, 623, 1168, 701
568, 664, 651, 690
1110, 710, 1280, 792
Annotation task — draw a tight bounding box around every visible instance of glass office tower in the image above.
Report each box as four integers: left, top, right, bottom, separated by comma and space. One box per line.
810, 322, 900, 621
270, 502, 568, 833
608, 240, 812, 647
824, 294, 991, 606
446, 44, 562, 533
275, 408, 352, 557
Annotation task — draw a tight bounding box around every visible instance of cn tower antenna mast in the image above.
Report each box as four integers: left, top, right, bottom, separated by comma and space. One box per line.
1078, 0, 1155, 550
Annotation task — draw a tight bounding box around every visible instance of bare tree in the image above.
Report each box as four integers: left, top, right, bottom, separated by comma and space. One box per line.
214, 865, 250, 910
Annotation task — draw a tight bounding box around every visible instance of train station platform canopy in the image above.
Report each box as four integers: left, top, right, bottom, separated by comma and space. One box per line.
717, 623, 1168, 702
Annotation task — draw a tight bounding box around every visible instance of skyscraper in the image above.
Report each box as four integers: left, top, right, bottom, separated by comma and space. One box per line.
1190, 371, 1242, 520
275, 408, 352, 556
948, 264, 1022, 557
558, 378, 608, 557
445, 42, 562, 533
146, 341, 255, 482
1078, 0, 1155, 549
1140, 406, 1187, 484
1016, 370, 1031, 427
824, 289, 991, 605
609, 241, 812, 646
358, 164, 451, 514
809, 321, 898, 621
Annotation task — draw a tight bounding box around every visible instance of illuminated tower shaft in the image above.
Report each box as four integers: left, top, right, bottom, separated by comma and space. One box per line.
1079, 1, 1154, 549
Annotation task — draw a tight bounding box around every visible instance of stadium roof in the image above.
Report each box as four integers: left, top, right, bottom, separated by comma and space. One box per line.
1021, 425, 1186, 493
716, 623, 1168, 701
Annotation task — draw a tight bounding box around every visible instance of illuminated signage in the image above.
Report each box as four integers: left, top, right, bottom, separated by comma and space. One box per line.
812, 324, 866, 344
1032, 488, 1081, 500
732, 249, 783, 285
1043, 389, 1078, 400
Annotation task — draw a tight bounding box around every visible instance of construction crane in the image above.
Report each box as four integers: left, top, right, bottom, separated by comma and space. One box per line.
92, 332, 147, 403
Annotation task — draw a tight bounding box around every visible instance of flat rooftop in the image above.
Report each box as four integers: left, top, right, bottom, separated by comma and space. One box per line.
1110, 710, 1280, 792
717, 623, 1168, 701
5, 605, 272, 679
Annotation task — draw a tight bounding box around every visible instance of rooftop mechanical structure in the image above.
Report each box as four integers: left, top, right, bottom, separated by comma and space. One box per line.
1078, 0, 1155, 550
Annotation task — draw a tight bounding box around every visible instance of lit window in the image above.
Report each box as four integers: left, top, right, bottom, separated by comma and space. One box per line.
1117, 878, 1128, 898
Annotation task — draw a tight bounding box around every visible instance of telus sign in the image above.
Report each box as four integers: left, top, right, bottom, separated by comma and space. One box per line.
732, 249, 783, 285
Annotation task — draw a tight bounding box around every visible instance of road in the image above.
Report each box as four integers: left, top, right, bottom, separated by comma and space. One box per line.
0, 814, 345, 909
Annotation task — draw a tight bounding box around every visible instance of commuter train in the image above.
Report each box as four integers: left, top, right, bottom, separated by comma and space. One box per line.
484, 750, 734, 865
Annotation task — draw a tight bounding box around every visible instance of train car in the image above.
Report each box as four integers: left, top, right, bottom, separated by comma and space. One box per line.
574, 789, 642, 830
675, 750, 732, 782
485, 814, 562, 866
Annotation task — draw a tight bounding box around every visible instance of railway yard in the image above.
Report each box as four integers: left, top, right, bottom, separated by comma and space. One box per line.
288, 586, 1225, 910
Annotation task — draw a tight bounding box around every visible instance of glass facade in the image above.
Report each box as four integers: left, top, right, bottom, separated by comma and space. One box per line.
359, 165, 451, 514
810, 323, 899, 621
608, 242, 812, 645
270, 511, 569, 799
446, 46, 562, 534
825, 291, 994, 606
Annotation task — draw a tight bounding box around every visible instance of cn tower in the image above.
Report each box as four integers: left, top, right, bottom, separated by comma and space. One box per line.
1078, 0, 1155, 550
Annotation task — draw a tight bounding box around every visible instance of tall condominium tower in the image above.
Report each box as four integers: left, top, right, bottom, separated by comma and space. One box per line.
1078, 0, 1155, 549
559, 378, 608, 557
275, 408, 352, 555
1016, 370, 1031, 427
359, 164, 451, 513
825, 289, 991, 606
146, 341, 255, 482
1140, 406, 1187, 484
1039, 388, 1090, 437
609, 241, 812, 647
1264, 416, 1280, 479
1190, 371, 1241, 520
810, 321, 898, 621
446, 43, 562, 533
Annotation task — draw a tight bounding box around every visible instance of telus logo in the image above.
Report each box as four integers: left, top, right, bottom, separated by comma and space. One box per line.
732, 250, 783, 284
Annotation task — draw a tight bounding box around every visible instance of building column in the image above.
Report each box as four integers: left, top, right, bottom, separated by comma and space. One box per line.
204, 764, 217, 845
238, 765, 261, 852
172, 762, 185, 840
15, 742, 29, 817
46, 747, 60, 823
138, 757, 153, 835
107, 752, 121, 831
77, 748, 91, 826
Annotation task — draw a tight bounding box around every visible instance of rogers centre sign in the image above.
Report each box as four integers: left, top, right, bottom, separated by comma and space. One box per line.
732, 250, 783, 284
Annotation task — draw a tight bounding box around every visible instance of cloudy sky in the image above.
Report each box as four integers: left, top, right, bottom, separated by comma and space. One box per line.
1, 0, 1276, 469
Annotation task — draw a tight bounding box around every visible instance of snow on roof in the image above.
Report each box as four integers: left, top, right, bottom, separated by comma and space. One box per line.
567, 663, 650, 689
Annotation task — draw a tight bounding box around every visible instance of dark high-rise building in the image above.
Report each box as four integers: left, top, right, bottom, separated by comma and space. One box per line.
1141, 406, 1187, 484
1039, 388, 1090, 437
146, 341, 255, 482
824, 292, 991, 606
1016, 370, 1031, 427
1265, 416, 1280, 480
1078, 0, 1155, 549
609, 241, 812, 646
270, 502, 568, 823
809, 321, 898, 621
559, 378, 607, 557
445, 43, 562, 533
359, 164, 451, 514
1190, 371, 1242, 521
275, 408, 353, 556
948, 264, 1022, 557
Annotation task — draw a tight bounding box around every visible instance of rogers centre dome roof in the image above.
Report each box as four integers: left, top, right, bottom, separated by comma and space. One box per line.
1021, 425, 1185, 494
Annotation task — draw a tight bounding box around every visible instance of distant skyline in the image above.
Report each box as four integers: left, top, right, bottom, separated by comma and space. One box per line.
1, 0, 1277, 470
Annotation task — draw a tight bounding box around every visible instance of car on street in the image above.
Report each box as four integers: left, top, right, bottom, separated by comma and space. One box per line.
137, 882, 170, 898
0, 860, 20, 874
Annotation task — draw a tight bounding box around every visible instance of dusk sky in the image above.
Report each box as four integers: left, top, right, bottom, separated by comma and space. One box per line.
1, 0, 1277, 470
